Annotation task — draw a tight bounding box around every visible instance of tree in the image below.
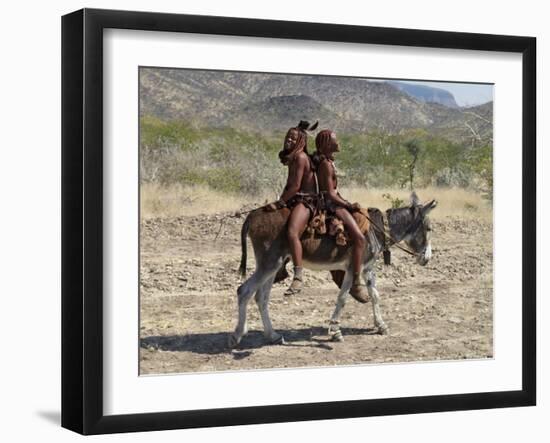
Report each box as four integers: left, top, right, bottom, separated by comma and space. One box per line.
404, 138, 421, 190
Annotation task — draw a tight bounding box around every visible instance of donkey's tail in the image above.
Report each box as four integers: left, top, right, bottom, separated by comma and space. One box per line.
238, 215, 251, 277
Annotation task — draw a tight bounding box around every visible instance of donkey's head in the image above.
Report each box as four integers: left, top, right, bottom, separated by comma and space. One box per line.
386, 192, 437, 266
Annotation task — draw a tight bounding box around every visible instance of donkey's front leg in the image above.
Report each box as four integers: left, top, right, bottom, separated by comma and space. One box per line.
363, 269, 389, 335
328, 270, 353, 342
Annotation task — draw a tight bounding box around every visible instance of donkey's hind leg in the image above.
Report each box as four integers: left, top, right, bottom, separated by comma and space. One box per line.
229, 260, 282, 348
328, 270, 354, 342
255, 277, 284, 345
228, 272, 260, 348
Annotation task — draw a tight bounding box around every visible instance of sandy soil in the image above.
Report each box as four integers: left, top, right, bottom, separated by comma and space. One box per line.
139, 210, 493, 375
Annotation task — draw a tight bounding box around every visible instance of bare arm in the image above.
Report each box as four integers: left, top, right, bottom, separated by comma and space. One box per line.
279, 154, 307, 203
318, 160, 352, 209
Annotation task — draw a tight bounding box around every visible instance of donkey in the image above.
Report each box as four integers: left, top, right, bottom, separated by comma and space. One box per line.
229, 192, 437, 348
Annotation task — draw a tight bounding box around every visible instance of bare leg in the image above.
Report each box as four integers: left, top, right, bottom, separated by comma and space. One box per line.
334, 208, 366, 274
287, 203, 310, 266
334, 208, 369, 301
285, 203, 310, 295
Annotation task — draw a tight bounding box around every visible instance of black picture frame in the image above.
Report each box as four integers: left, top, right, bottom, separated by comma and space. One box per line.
61, 8, 536, 435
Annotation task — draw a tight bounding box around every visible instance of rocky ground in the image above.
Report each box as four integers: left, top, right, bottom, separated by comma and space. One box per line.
139, 210, 493, 375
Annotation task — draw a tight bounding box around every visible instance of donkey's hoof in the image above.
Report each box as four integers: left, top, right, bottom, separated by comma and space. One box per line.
330, 330, 344, 342
268, 334, 285, 345
377, 324, 389, 335
228, 333, 241, 348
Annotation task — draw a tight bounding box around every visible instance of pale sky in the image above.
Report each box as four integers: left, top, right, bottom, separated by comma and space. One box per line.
399, 80, 494, 107
369, 78, 493, 107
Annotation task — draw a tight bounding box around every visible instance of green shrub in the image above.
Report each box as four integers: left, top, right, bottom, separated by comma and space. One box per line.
382, 193, 405, 209
139, 117, 493, 198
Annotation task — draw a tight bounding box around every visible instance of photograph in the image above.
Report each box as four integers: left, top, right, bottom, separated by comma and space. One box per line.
138, 67, 494, 375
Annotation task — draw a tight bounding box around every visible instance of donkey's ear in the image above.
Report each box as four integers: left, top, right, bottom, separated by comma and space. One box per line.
410, 191, 420, 207
422, 199, 438, 215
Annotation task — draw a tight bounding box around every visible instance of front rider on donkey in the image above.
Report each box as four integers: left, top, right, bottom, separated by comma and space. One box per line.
265, 120, 318, 295
313, 129, 369, 300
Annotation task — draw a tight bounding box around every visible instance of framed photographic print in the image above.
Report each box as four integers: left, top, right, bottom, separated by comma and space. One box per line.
61, 8, 536, 435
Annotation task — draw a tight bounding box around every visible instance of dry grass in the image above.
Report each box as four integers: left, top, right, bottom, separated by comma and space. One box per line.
140, 183, 269, 218
341, 186, 492, 221
141, 183, 492, 220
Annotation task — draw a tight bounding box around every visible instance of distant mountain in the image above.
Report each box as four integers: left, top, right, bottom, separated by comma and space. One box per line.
387, 81, 458, 108
139, 68, 492, 143
225, 95, 358, 133
429, 101, 493, 144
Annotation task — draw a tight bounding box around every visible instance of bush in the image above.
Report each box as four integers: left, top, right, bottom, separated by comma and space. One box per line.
382, 193, 405, 209
140, 117, 493, 198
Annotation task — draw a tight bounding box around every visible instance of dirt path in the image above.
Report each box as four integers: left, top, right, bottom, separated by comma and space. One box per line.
139, 211, 493, 375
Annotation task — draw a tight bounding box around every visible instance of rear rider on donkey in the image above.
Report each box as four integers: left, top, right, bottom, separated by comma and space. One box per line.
265, 120, 319, 295
313, 129, 369, 300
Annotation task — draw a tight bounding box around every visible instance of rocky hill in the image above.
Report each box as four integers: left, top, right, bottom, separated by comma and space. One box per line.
225, 95, 362, 133
139, 68, 492, 143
